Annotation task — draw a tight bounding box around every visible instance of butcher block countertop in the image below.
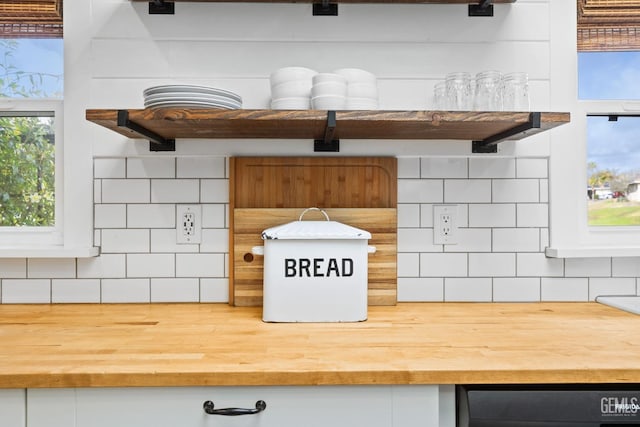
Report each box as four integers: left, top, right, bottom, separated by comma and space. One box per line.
0, 302, 639, 389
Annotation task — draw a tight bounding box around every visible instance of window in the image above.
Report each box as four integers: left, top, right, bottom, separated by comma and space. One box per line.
0, 4, 64, 250
546, 1, 640, 256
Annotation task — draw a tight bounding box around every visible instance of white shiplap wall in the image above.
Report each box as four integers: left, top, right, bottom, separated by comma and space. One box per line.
0, 0, 639, 303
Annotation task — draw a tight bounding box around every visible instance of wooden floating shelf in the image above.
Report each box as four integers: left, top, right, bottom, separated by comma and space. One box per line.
85, 108, 570, 153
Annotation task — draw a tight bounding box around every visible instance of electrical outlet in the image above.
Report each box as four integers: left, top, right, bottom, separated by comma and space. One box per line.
433, 205, 458, 245
176, 205, 202, 244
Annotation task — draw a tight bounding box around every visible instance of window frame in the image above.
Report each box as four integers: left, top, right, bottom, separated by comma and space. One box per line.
547, 0, 640, 257
0, 98, 63, 248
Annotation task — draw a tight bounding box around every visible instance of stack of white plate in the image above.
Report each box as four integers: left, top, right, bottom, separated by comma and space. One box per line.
270, 67, 318, 110
143, 85, 242, 109
333, 68, 379, 110
311, 73, 347, 110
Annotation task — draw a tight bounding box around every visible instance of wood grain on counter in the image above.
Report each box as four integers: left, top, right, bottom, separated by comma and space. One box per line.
0, 302, 638, 389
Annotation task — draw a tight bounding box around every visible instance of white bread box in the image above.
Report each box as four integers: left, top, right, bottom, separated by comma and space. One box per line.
252, 208, 376, 323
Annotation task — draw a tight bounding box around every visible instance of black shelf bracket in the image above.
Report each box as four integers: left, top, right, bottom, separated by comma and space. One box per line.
314, 110, 339, 152
117, 110, 176, 152
472, 111, 541, 154
313, 0, 338, 16
149, 0, 175, 14
469, 0, 493, 17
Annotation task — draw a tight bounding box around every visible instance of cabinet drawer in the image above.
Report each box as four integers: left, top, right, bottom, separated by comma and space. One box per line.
67, 385, 447, 427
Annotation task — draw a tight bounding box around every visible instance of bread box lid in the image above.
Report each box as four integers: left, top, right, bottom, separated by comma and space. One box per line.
261, 208, 371, 241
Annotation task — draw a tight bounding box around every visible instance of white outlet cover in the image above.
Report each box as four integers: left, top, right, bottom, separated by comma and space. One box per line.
176, 204, 202, 244
433, 204, 458, 245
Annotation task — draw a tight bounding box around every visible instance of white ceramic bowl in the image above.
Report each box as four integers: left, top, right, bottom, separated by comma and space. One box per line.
346, 82, 378, 98
333, 68, 377, 84
311, 81, 347, 98
271, 97, 311, 110
312, 73, 347, 85
269, 67, 317, 87
311, 95, 346, 110
271, 80, 313, 98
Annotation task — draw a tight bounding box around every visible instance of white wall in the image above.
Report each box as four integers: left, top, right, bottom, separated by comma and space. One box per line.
0, 0, 638, 303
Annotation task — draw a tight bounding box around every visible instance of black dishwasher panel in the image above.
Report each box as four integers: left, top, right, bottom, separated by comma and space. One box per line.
458, 385, 640, 427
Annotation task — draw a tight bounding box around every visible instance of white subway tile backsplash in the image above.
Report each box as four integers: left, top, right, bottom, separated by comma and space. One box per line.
397, 157, 420, 178
492, 179, 539, 203
397, 277, 444, 302
0, 259, 26, 278
541, 278, 589, 302
151, 179, 200, 203
200, 229, 229, 253
127, 204, 175, 228
202, 204, 226, 228
469, 158, 515, 179
421, 158, 468, 179
565, 258, 611, 278
444, 278, 492, 302
102, 179, 150, 203
444, 179, 491, 203
539, 179, 549, 203
200, 278, 229, 302
151, 278, 199, 302
517, 253, 563, 277
127, 254, 175, 278
102, 279, 151, 303
398, 204, 420, 228
94, 158, 126, 179
176, 254, 225, 277
177, 157, 225, 178
52, 279, 101, 303
420, 253, 467, 277
420, 204, 435, 227
468, 253, 516, 277
94, 180, 102, 203
468, 204, 516, 228
150, 229, 199, 253
398, 179, 443, 203
588, 278, 637, 301
516, 158, 548, 178
201, 179, 229, 203
398, 228, 439, 253
612, 258, 640, 277
101, 229, 150, 253
445, 228, 492, 253
493, 278, 541, 302
516, 204, 548, 227
127, 158, 175, 178
398, 253, 420, 277
28, 259, 76, 279
493, 228, 539, 252
2, 279, 51, 303
77, 254, 126, 279
95, 204, 126, 229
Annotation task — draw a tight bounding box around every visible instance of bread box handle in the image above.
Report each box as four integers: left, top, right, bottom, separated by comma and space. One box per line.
299, 207, 330, 221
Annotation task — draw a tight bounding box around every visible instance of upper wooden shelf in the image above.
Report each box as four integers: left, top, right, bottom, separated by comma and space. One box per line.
134, 0, 515, 16
85, 108, 570, 153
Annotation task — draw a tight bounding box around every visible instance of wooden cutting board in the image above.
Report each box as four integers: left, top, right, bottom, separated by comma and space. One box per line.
229, 157, 397, 307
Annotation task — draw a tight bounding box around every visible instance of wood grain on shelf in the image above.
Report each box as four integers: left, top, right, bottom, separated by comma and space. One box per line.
85, 109, 569, 143
229, 157, 397, 307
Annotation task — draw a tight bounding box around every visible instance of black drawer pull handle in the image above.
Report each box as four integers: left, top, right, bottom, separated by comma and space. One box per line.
203, 400, 266, 416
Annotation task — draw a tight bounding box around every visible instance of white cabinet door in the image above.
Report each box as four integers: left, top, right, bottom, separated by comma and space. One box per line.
0, 389, 26, 427
72, 385, 449, 427
27, 388, 75, 427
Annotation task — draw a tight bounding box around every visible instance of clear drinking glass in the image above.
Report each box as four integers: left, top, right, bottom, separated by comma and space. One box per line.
433, 81, 447, 110
473, 70, 502, 111
445, 72, 472, 110
501, 72, 529, 111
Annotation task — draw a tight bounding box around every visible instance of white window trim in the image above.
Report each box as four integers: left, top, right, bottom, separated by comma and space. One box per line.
0, 98, 98, 257
547, 0, 640, 258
